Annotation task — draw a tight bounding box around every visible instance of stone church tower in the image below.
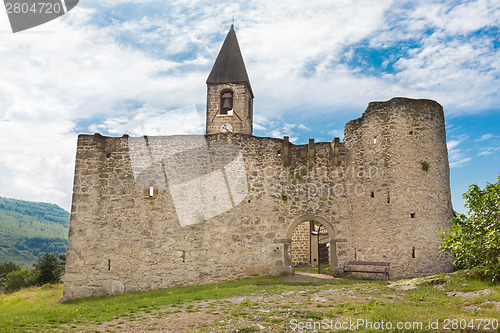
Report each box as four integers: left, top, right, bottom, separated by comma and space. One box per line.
206, 25, 254, 135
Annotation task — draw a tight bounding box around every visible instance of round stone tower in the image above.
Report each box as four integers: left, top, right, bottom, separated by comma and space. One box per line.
343, 97, 453, 278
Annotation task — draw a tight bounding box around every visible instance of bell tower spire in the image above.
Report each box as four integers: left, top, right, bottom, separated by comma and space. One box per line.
206, 25, 254, 135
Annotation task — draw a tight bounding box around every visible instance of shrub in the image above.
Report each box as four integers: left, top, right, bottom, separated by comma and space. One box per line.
0, 262, 20, 291
440, 174, 500, 282
4, 269, 35, 293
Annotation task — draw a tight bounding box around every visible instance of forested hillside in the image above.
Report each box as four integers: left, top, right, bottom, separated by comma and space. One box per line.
0, 197, 69, 266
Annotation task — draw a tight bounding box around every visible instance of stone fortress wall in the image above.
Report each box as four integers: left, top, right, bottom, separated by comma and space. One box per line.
63, 97, 453, 301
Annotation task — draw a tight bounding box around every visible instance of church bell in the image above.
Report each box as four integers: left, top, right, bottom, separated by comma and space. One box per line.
222, 97, 232, 112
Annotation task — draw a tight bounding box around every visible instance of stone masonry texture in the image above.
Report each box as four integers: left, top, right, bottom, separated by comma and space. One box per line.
63, 97, 453, 301
291, 222, 310, 267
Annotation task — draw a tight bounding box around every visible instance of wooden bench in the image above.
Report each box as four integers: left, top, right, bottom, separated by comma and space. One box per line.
343, 261, 390, 280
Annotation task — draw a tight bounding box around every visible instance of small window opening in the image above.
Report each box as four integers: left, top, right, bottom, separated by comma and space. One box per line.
277, 150, 281, 157
409, 131, 413, 135
371, 191, 375, 198
410, 213, 415, 218
387, 192, 391, 203
354, 248, 357, 260
373, 137, 377, 144
108, 259, 111, 271
220, 91, 233, 115
181, 251, 186, 263
149, 185, 154, 197
412, 247, 416, 258
106, 153, 111, 158
350, 204, 354, 210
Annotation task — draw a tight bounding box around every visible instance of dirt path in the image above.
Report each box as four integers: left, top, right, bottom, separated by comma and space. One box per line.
75, 273, 382, 333
72, 272, 499, 333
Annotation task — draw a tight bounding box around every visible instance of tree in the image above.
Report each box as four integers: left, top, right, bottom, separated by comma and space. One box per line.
0, 262, 20, 291
440, 173, 500, 282
4, 269, 35, 293
34, 252, 62, 285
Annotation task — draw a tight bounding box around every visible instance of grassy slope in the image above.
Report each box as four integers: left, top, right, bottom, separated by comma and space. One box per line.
0, 271, 499, 332
0, 197, 69, 266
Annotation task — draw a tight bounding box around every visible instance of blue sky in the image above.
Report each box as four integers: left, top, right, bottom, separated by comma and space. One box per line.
0, 0, 498, 213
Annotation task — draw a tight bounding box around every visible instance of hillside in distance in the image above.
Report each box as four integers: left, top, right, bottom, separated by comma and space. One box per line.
0, 197, 69, 266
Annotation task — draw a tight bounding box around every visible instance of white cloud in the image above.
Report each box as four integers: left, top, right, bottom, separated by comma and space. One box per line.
447, 139, 472, 168
406, 0, 500, 35
477, 150, 493, 156
89, 104, 204, 136
450, 157, 472, 167
262, 121, 311, 143
476, 133, 493, 141
477, 145, 500, 157
0, 120, 76, 210
447, 140, 461, 150
327, 129, 344, 139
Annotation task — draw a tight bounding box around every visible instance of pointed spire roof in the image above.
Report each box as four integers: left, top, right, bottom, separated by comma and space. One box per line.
207, 25, 253, 96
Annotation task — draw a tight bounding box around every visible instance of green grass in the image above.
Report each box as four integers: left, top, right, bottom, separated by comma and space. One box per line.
0, 276, 283, 332
0, 271, 499, 332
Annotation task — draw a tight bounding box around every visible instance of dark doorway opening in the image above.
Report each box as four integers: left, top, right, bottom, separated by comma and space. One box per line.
291, 221, 330, 274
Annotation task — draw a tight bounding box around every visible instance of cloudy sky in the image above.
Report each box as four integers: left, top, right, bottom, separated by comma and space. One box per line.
0, 0, 498, 213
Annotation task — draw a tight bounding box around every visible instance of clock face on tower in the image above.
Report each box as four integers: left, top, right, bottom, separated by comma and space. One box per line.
219, 123, 233, 133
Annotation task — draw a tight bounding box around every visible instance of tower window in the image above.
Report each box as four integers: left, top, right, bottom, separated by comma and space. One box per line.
373, 137, 377, 144
220, 90, 233, 115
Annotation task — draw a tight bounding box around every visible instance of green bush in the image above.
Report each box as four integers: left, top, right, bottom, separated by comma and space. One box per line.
4, 269, 35, 293
0, 262, 20, 291
440, 173, 500, 282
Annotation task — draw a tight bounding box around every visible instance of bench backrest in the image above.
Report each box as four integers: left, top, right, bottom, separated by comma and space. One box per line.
347, 261, 390, 266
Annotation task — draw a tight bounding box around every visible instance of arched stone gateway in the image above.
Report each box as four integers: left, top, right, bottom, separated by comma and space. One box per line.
285, 214, 346, 274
